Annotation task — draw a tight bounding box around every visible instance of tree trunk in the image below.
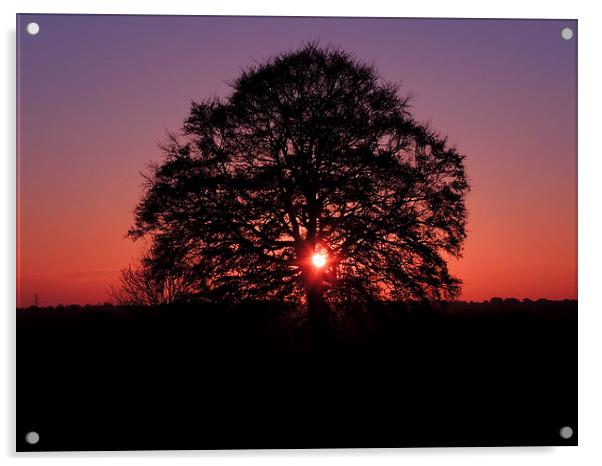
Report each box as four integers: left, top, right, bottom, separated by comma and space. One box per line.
303, 268, 335, 351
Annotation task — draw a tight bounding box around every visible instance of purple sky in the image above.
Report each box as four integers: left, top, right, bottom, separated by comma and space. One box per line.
17, 15, 577, 306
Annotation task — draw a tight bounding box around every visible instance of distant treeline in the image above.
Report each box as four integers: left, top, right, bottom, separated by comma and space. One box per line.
17, 298, 576, 352
17, 297, 577, 314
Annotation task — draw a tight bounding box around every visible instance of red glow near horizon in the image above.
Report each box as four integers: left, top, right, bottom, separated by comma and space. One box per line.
16, 16, 577, 306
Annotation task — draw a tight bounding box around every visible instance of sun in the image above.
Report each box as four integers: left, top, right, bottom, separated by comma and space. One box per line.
312, 252, 327, 268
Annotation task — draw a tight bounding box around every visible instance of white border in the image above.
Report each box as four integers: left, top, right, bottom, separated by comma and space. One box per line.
3, 1, 602, 465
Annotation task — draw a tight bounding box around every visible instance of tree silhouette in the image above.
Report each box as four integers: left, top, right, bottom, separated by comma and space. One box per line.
129, 43, 469, 349
109, 254, 197, 307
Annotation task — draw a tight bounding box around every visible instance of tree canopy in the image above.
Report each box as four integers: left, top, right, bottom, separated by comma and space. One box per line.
129, 43, 469, 310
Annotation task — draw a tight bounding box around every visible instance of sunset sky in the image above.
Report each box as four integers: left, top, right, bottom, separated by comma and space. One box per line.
17, 15, 577, 306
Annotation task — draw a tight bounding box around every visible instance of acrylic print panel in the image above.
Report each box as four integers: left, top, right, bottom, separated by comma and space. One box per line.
16, 14, 577, 451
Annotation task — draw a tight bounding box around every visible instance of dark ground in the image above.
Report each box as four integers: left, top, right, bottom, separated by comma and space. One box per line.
17, 298, 577, 450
